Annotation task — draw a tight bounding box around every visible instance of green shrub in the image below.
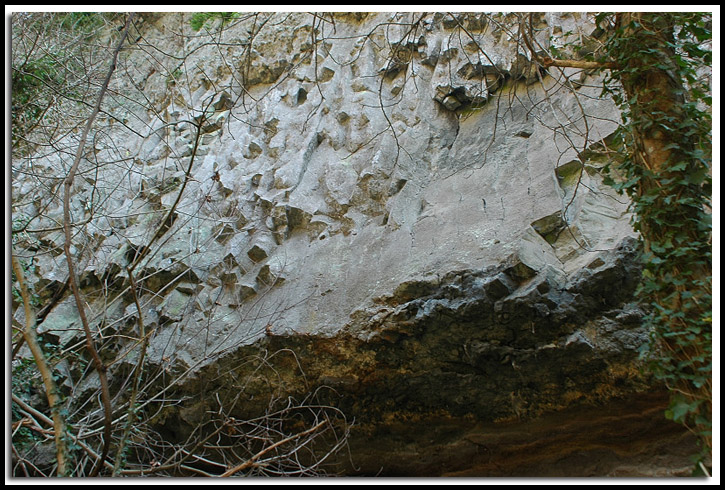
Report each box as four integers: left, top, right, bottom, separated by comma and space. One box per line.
189, 12, 238, 32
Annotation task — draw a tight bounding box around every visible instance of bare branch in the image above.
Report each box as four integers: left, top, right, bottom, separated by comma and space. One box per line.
220, 420, 326, 477
61, 12, 135, 476
541, 57, 617, 70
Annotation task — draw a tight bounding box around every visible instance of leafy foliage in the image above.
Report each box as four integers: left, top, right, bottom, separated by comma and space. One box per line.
189, 12, 239, 32
597, 12, 712, 471
11, 12, 117, 149
11, 55, 61, 144
57, 12, 107, 32
11, 359, 44, 449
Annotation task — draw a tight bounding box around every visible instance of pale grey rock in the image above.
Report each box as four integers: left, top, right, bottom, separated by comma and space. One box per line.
246, 232, 276, 263
34, 296, 80, 346
323, 161, 359, 206
11, 12, 672, 477
236, 280, 258, 301
159, 290, 192, 323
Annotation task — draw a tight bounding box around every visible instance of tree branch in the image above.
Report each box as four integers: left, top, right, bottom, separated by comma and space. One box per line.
540, 57, 618, 70
61, 12, 135, 477
520, 13, 617, 71
220, 420, 326, 477
12, 255, 69, 476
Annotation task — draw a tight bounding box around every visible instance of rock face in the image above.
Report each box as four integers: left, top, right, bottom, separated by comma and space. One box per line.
11, 12, 696, 476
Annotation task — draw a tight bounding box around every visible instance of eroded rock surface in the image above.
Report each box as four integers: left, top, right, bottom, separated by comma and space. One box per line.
11, 12, 696, 476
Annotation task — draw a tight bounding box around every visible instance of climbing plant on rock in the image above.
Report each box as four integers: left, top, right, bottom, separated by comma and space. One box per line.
567, 12, 713, 472
527, 10, 713, 473
604, 12, 712, 472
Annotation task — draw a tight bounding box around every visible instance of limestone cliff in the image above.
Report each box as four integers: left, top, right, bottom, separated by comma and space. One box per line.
11, 12, 697, 476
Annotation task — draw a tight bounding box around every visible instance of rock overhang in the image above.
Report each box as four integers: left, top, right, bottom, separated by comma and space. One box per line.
11, 12, 694, 476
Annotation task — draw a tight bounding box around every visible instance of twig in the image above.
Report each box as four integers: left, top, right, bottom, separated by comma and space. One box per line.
521, 13, 617, 71
112, 266, 150, 476
61, 12, 135, 477
11, 393, 117, 474
12, 255, 69, 476
220, 420, 326, 477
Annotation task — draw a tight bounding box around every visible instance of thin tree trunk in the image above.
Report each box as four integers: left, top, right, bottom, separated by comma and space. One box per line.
12, 255, 69, 476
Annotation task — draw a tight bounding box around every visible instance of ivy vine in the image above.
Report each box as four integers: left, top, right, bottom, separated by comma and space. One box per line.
596, 12, 712, 473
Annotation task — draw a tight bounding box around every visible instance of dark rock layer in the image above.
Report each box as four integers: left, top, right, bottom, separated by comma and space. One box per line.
146, 236, 696, 476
